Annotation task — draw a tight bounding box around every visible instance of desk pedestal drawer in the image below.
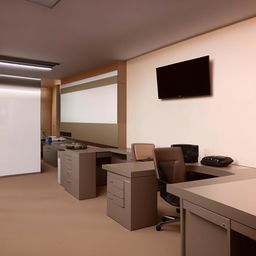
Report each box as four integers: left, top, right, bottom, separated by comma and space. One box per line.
107, 172, 157, 231
60, 151, 96, 200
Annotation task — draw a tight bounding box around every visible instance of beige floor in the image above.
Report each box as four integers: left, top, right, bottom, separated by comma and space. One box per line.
0, 162, 181, 256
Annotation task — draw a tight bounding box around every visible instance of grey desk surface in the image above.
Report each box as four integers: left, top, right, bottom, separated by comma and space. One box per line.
167, 164, 256, 230
103, 161, 155, 178
58, 145, 130, 155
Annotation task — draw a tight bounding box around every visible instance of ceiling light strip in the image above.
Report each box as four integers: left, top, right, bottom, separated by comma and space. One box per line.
0, 74, 41, 81
0, 62, 52, 71
26, 0, 61, 8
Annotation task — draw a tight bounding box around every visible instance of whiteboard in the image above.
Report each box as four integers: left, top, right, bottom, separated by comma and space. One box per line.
61, 84, 117, 124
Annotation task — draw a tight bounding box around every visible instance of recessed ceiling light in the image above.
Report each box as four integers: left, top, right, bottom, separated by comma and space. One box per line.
26, 0, 61, 8
0, 74, 41, 81
0, 56, 59, 71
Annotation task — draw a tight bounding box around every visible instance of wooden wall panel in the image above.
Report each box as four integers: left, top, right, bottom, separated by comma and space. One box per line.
41, 87, 52, 138
41, 79, 61, 137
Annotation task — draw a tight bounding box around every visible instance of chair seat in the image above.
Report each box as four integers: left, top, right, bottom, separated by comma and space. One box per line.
162, 192, 180, 207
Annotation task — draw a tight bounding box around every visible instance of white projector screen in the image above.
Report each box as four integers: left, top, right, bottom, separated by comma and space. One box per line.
61, 84, 117, 124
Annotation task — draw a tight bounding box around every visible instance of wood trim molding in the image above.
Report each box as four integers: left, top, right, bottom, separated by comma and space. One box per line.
61, 61, 127, 149
41, 79, 61, 88
40, 79, 61, 137
61, 61, 125, 85
117, 61, 127, 149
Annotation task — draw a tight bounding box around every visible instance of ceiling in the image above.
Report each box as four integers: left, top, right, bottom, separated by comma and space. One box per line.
0, 0, 255, 80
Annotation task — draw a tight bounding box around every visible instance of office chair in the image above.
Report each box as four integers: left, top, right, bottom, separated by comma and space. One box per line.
131, 143, 155, 161
153, 147, 186, 231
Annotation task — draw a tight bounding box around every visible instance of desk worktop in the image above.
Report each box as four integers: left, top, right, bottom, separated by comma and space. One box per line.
103, 161, 155, 178
166, 163, 256, 231
58, 145, 130, 155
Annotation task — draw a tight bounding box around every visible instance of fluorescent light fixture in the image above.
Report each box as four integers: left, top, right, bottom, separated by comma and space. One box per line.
26, 0, 61, 8
0, 74, 41, 81
0, 56, 59, 71
0, 87, 40, 95
0, 62, 52, 71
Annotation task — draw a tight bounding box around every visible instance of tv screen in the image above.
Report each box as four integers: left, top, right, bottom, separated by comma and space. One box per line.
156, 56, 211, 99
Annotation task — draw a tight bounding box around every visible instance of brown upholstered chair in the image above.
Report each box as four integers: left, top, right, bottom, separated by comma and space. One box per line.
153, 147, 186, 231
131, 143, 155, 161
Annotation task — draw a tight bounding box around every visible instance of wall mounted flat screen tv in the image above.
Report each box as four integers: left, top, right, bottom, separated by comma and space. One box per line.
156, 56, 211, 99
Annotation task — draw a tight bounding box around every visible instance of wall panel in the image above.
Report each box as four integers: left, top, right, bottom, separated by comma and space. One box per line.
127, 18, 256, 167
0, 77, 40, 176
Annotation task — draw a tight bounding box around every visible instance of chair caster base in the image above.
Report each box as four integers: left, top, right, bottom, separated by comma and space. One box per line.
161, 216, 170, 222
156, 225, 162, 231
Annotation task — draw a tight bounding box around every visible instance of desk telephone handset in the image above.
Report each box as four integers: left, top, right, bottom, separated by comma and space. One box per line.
201, 156, 233, 167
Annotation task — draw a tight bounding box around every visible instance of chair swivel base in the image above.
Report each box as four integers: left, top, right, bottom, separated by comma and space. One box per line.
156, 215, 180, 231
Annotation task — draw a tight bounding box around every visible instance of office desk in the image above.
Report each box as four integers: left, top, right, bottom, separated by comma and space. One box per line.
104, 161, 256, 247
43, 142, 66, 167
166, 164, 256, 256
58, 147, 131, 199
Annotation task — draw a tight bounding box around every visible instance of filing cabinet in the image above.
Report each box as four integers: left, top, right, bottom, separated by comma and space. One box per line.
60, 150, 96, 200
107, 168, 157, 231
43, 142, 65, 167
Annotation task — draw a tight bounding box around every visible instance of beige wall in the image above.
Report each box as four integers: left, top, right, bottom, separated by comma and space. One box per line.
127, 17, 256, 167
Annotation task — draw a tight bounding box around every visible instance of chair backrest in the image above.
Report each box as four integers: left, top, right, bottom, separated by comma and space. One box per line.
131, 143, 155, 161
153, 147, 186, 184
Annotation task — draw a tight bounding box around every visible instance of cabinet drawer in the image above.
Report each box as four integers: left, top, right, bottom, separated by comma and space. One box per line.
44, 145, 51, 150
64, 154, 73, 162
107, 172, 126, 208
63, 161, 72, 170
231, 220, 256, 240
65, 170, 73, 181
108, 185, 124, 199
184, 200, 229, 229
65, 179, 73, 193
108, 175, 124, 190
108, 193, 125, 208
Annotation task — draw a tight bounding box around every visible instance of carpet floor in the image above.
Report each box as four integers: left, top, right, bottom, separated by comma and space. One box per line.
0, 162, 181, 256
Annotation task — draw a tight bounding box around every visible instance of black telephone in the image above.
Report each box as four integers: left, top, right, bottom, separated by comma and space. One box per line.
201, 156, 233, 167
65, 143, 87, 150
